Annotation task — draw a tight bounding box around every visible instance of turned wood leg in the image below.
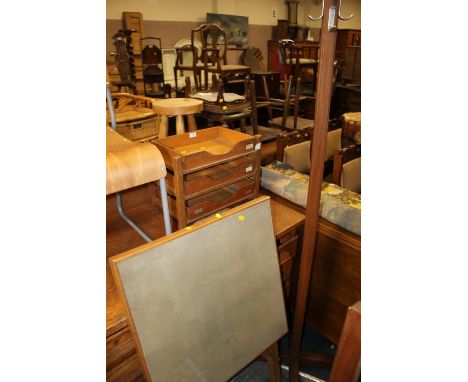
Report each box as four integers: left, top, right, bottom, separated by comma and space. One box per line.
159, 115, 169, 138
187, 114, 197, 132
175, 115, 185, 135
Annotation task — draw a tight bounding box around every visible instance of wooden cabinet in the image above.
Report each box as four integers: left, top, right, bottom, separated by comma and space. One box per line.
153, 127, 262, 228
269, 198, 305, 299
106, 264, 145, 382
335, 29, 361, 61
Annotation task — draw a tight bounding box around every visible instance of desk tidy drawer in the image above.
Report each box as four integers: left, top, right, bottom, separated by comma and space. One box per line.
186, 177, 256, 221
166, 177, 256, 222
166, 155, 256, 198
153, 126, 259, 172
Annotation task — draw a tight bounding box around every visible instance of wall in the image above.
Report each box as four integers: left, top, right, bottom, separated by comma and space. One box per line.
106, 0, 361, 81
107, 0, 360, 28
305, 0, 361, 30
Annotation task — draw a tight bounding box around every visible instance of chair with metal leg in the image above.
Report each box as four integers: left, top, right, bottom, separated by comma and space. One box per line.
106, 83, 172, 238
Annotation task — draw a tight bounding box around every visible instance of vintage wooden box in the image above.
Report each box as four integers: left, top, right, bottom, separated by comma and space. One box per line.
153, 127, 262, 228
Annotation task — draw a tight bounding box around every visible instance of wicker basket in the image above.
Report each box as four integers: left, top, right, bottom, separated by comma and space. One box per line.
109, 93, 160, 142
116, 115, 159, 142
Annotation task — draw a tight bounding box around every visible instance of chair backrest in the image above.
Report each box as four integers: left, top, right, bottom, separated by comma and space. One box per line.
140, 37, 163, 66
325, 128, 343, 162
341, 157, 361, 194
332, 144, 361, 193
193, 23, 228, 67
240, 46, 266, 71
283, 140, 311, 173
112, 29, 136, 84
277, 39, 297, 67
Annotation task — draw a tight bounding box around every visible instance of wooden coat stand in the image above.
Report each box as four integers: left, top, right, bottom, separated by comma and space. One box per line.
287, 0, 358, 381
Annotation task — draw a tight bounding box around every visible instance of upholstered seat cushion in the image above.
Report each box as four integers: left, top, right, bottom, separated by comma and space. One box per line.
206, 64, 250, 71
115, 107, 155, 123
176, 63, 206, 69
285, 58, 317, 65
270, 116, 314, 131
261, 161, 361, 235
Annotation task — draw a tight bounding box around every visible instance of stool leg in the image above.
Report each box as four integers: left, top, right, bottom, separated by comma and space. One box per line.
187, 114, 197, 132
175, 115, 185, 135
159, 115, 169, 138
159, 178, 172, 235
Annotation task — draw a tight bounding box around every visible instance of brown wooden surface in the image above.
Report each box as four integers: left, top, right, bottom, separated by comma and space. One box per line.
106, 127, 167, 195
264, 189, 361, 343
289, 4, 340, 378
153, 127, 258, 171
328, 301, 361, 382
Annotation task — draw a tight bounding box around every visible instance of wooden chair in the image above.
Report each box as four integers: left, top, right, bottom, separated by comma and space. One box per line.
269, 76, 315, 131
140, 37, 172, 98
106, 83, 172, 239
186, 74, 254, 133
332, 144, 361, 193
110, 29, 137, 94
173, 41, 204, 91
108, 92, 159, 142
193, 23, 251, 89
277, 39, 319, 95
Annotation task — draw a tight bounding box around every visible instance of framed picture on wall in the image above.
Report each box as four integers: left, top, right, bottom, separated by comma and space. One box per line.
207, 13, 248, 45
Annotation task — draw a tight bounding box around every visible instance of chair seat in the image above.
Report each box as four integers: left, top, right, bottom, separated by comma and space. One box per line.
206, 64, 250, 71
270, 116, 314, 130
285, 58, 317, 65
115, 107, 155, 123
177, 63, 205, 69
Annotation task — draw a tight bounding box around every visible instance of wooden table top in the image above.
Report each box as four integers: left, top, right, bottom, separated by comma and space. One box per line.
107, 196, 305, 335
269, 198, 305, 239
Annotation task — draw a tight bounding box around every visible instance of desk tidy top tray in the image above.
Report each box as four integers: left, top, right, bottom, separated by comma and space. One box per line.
153, 127, 260, 172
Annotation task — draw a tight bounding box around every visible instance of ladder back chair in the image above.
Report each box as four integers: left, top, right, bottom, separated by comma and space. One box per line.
194, 23, 251, 89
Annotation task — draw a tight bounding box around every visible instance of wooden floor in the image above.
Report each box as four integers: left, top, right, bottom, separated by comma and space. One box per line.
106, 184, 171, 258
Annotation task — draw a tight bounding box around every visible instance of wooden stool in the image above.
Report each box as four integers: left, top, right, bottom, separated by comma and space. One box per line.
152, 98, 203, 138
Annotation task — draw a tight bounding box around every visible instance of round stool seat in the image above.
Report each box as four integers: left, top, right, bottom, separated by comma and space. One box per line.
153, 98, 204, 138
153, 98, 203, 116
